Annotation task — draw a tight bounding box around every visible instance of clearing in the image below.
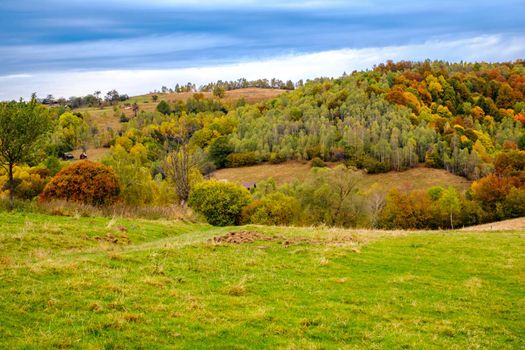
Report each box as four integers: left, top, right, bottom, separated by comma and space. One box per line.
212, 161, 472, 192
0, 212, 522, 349
462, 217, 525, 231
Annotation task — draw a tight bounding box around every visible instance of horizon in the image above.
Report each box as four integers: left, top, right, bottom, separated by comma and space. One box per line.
1, 0, 524, 100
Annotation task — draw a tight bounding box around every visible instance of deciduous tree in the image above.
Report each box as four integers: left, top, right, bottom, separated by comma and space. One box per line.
0, 96, 51, 209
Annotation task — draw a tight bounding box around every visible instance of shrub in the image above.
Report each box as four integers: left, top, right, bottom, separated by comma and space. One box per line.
310, 157, 326, 168
212, 85, 226, 98
0, 166, 50, 200
41, 161, 120, 206
42, 156, 63, 176
188, 180, 251, 226
354, 156, 390, 173
156, 100, 171, 115
503, 187, 525, 218
379, 189, 433, 229
269, 152, 286, 164
241, 192, 299, 225
226, 152, 258, 167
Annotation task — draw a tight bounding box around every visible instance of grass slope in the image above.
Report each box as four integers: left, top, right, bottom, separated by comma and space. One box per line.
461, 217, 525, 231
0, 212, 523, 349
213, 162, 472, 192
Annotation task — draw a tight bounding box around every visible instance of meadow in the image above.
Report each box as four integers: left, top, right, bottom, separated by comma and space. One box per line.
213, 162, 472, 192
0, 212, 523, 349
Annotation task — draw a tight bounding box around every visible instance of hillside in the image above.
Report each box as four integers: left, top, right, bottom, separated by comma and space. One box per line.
74, 88, 285, 132
461, 217, 525, 231
3, 60, 525, 230
212, 161, 472, 192
0, 212, 523, 349
68, 87, 286, 161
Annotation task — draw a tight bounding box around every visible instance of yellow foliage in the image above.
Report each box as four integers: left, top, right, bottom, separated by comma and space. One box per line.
472, 140, 492, 163
129, 143, 148, 163
453, 124, 465, 133
402, 91, 421, 113
115, 136, 133, 151
471, 106, 485, 119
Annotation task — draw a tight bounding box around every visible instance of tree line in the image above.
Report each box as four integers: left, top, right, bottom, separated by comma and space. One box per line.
1, 60, 525, 229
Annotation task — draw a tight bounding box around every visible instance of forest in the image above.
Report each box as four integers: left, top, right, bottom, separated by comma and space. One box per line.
1, 60, 525, 229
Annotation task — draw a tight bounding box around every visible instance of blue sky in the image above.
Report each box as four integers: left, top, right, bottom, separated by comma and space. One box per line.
1, 0, 524, 99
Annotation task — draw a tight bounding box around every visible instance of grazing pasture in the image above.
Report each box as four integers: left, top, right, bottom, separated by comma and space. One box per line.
212, 162, 472, 192
0, 212, 522, 349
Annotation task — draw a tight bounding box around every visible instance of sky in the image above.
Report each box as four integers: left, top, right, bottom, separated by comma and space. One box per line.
0, 0, 524, 100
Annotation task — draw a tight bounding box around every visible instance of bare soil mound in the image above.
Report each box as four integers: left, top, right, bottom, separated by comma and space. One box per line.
209, 231, 357, 246
209, 231, 277, 244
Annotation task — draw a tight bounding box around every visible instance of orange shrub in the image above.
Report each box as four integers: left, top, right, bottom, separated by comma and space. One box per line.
41, 161, 120, 206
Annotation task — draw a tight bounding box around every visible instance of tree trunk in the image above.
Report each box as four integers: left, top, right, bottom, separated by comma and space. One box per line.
8, 162, 14, 211
450, 211, 453, 230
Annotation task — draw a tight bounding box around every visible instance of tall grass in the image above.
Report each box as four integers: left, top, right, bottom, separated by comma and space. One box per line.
0, 198, 193, 221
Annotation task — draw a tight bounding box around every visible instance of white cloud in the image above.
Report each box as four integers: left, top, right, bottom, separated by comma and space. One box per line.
1, 34, 524, 100
0, 34, 237, 63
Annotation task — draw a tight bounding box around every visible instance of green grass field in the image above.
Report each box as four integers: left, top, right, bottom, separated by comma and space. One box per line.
0, 212, 523, 349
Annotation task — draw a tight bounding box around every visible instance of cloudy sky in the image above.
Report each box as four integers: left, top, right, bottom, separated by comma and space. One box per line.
1, 0, 524, 100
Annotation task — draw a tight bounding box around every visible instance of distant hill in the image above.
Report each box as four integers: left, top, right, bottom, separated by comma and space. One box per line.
74, 87, 286, 132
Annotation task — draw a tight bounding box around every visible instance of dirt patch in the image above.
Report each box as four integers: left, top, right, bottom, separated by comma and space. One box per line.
209, 231, 277, 244
209, 231, 357, 247
94, 233, 131, 245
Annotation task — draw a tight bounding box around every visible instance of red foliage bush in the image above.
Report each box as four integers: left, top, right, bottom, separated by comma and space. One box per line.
41, 161, 120, 206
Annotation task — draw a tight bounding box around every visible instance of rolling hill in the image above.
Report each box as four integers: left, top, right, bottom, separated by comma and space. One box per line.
74, 88, 286, 132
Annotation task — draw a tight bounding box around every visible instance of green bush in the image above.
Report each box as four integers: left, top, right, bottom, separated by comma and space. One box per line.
156, 100, 171, 115
269, 152, 286, 164
242, 192, 299, 225
42, 156, 63, 176
311, 157, 326, 168
188, 180, 251, 226
354, 156, 390, 173
226, 152, 258, 167
208, 136, 233, 168
503, 187, 525, 218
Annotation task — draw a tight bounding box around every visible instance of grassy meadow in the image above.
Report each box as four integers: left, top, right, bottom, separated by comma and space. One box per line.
0, 212, 523, 349
213, 162, 472, 192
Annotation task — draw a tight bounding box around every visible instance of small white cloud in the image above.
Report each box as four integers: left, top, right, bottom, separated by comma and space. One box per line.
1, 34, 524, 100
0, 74, 33, 80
